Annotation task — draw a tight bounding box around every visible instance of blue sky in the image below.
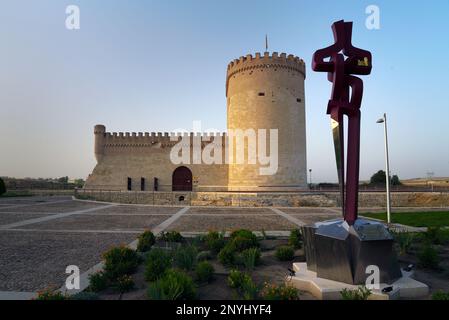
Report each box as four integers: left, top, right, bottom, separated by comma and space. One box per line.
0, 0, 448, 182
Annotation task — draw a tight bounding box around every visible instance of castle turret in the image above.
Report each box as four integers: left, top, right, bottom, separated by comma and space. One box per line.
226, 52, 307, 190
94, 124, 106, 162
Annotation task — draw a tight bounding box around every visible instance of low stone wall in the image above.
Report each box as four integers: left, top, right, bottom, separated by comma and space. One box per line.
74, 189, 449, 208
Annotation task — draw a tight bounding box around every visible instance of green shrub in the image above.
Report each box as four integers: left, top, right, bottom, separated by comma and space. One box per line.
35, 287, 66, 300
393, 231, 415, 255
0, 178, 6, 196
340, 286, 372, 300
289, 229, 303, 249
418, 245, 440, 269
159, 231, 184, 243
195, 261, 215, 283
88, 271, 109, 292
114, 275, 135, 293
204, 231, 225, 253
240, 276, 259, 300
231, 236, 259, 251
218, 244, 237, 266
262, 283, 300, 300
69, 292, 100, 300
173, 245, 198, 271
197, 251, 212, 261
137, 230, 156, 252
144, 248, 172, 281
102, 246, 140, 280
147, 269, 196, 300
275, 245, 295, 261
423, 227, 443, 245
230, 229, 259, 248
227, 270, 251, 289
239, 247, 261, 270
432, 290, 449, 300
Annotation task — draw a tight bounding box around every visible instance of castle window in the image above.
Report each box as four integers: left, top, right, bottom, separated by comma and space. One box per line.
297, 98, 302, 103
127, 177, 132, 191
141, 177, 145, 191
258, 92, 265, 96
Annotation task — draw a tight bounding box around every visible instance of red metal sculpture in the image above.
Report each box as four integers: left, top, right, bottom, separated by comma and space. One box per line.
312, 20, 372, 225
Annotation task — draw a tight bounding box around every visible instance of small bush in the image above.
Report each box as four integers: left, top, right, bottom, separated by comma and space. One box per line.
147, 269, 196, 300
204, 231, 225, 253
35, 287, 66, 300
262, 283, 300, 300
289, 229, 303, 249
144, 248, 172, 281
432, 290, 449, 300
195, 261, 215, 283
197, 251, 213, 261
218, 244, 237, 266
70, 292, 99, 300
173, 245, 198, 271
417, 245, 440, 269
114, 275, 135, 293
423, 227, 443, 245
0, 178, 6, 196
88, 271, 109, 292
102, 246, 140, 280
393, 231, 415, 256
239, 247, 261, 270
240, 277, 259, 300
231, 236, 259, 251
159, 231, 184, 243
137, 230, 156, 252
275, 246, 295, 261
340, 286, 372, 300
227, 270, 251, 289
230, 229, 259, 248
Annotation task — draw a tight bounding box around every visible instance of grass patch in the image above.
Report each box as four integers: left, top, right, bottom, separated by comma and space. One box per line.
362, 211, 449, 228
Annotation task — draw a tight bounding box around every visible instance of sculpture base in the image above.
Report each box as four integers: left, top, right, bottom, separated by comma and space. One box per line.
288, 262, 429, 300
302, 218, 402, 284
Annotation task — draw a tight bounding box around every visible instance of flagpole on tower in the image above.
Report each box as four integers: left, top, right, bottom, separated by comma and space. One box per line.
265, 34, 268, 52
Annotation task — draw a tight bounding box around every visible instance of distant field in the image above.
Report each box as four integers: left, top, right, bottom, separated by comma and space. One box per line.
362, 211, 449, 227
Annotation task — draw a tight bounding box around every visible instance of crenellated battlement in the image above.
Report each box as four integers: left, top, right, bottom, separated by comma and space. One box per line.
226, 52, 306, 96
94, 125, 227, 152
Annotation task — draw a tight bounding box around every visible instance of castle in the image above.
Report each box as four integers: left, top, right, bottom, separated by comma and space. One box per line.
84, 51, 307, 192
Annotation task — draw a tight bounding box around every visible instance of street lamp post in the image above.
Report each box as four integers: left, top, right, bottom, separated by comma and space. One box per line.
309, 169, 312, 189
377, 113, 391, 224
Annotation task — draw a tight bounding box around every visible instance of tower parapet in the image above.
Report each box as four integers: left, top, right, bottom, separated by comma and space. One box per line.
226, 52, 306, 97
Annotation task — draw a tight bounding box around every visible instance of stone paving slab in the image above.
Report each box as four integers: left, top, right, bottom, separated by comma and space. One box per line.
0, 201, 104, 213
280, 207, 340, 214
167, 215, 297, 232
19, 214, 173, 231
92, 205, 181, 215
289, 214, 341, 225
0, 231, 136, 291
0, 213, 55, 226
186, 207, 274, 215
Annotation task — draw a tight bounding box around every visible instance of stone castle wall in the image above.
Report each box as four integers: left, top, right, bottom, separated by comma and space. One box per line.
85, 125, 229, 191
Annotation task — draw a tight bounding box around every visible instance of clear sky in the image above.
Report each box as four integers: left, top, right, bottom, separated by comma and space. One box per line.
1, 0, 448, 183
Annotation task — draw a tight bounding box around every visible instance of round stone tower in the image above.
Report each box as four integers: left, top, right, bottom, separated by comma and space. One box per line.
226, 52, 307, 191
94, 124, 106, 162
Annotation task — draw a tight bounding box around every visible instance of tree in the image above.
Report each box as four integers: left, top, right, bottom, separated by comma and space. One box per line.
391, 175, 401, 186
74, 179, 85, 188
0, 178, 6, 196
370, 170, 386, 185
58, 176, 69, 184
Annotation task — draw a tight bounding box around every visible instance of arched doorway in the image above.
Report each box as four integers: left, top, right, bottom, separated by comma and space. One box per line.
172, 166, 193, 191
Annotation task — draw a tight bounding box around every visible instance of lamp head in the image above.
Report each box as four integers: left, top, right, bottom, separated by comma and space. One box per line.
376, 118, 384, 124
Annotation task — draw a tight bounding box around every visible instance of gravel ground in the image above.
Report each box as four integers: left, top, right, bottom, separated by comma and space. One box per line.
167, 214, 297, 231
0, 231, 136, 291
0, 202, 103, 213
19, 214, 173, 231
